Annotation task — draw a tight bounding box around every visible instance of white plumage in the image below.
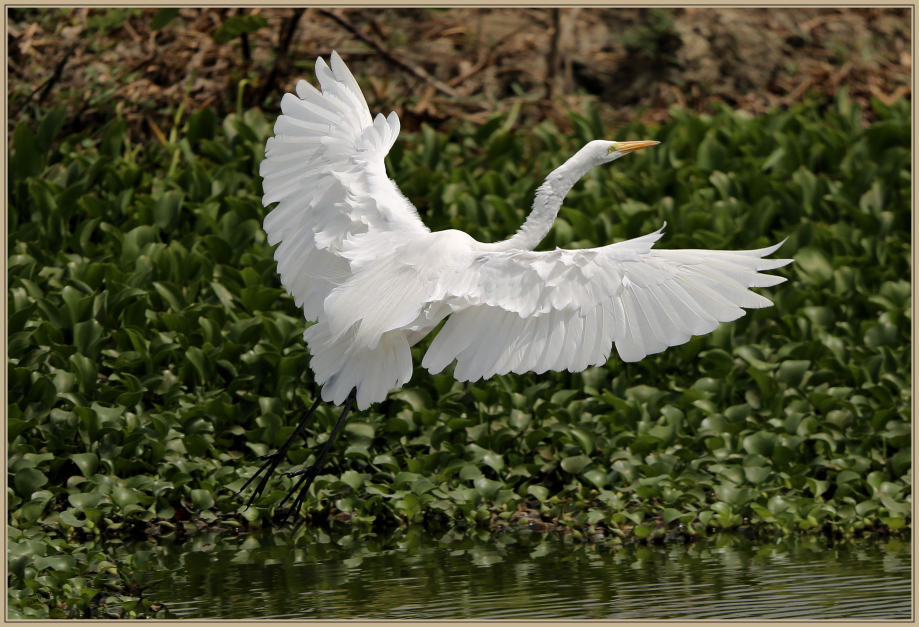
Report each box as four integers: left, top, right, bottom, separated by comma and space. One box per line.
259, 52, 792, 411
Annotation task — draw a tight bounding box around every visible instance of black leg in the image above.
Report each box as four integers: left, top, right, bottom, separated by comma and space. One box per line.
238, 394, 323, 509
277, 387, 357, 527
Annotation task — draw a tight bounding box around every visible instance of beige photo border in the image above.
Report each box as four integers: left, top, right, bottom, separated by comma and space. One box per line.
2, 2, 915, 625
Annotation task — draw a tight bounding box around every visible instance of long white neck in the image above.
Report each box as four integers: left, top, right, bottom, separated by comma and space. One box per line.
479, 147, 601, 252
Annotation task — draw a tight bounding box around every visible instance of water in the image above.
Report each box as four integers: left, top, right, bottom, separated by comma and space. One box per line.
148, 527, 911, 619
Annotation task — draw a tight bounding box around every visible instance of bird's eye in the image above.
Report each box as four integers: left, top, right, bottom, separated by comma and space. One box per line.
607, 143, 619, 155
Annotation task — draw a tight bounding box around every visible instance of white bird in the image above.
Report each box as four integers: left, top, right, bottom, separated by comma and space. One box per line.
241, 52, 792, 522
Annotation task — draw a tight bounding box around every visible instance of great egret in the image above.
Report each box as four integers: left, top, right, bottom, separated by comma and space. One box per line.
241, 51, 791, 522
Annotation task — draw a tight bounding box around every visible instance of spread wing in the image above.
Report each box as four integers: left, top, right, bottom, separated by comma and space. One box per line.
422, 227, 792, 381
260, 51, 429, 322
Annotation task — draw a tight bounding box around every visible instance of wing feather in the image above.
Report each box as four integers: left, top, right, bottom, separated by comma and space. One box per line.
482, 311, 520, 380
553, 310, 584, 372
492, 312, 530, 376
423, 229, 791, 377
262, 52, 435, 406
262, 52, 429, 327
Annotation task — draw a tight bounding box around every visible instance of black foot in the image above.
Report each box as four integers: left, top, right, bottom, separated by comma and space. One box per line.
236, 394, 323, 510
275, 388, 357, 528
275, 466, 320, 528
237, 451, 286, 510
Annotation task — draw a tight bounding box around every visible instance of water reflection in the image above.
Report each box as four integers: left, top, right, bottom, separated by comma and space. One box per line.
147, 527, 911, 619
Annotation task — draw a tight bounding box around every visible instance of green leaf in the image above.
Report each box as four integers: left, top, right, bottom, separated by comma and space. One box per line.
569, 426, 596, 455
411, 477, 436, 496
391, 387, 433, 411
212, 14, 269, 43
884, 517, 907, 530
183, 433, 211, 457
204, 236, 233, 265
396, 493, 421, 518
372, 455, 400, 472
190, 489, 215, 510
15, 467, 48, 498
112, 486, 141, 509
59, 510, 86, 527
481, 451, 505, 473
34, 555, 77, 573
795, 247, 833, 285
777, 360, 810, 387
36, 106, 67, 154
8, 303, 36, 335
560, 454, 591, 475
560, 207, 594, 242
699, 348, 734, 378
421, 124, 440, 169
473, 477, 503, 500
71, 453, 99, 478
855, 499, 879, 517
633, 524, 653, 539
187, 107, 217, 145
69, 492, 102, 509
150, 8, 179, 31
153, 281, 186, 312
9, 418, 37, 442
890, 447, 911, 478
696, 136, 727, 171
835, 470, 860, 485
69, 354, 98, 394
185, 346, 213, 384
12, 123, 41, 181
662, 508, 683, 524
73, 319, 104, 360
340, 470, 365, 491
743, 466, 771, 484
865, 323, 898, 349
153, 191, 184, 231
525, 429, 549, 450
527, 485, 549, 502
121, 225, 157, 267
582, 468, 607, 489
879, 494, 910, 515
742, 431, 777, 457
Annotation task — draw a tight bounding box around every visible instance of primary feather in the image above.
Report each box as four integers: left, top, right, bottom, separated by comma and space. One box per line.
261, 52, 792, 409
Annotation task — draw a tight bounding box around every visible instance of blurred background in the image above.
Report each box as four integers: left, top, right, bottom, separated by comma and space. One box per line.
8, 7, 912, 139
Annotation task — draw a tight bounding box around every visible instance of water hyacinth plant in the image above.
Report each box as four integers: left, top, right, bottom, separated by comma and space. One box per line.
7, 90, 911, 618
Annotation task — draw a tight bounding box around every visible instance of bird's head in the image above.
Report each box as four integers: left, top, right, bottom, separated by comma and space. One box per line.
582, 139, 660, 164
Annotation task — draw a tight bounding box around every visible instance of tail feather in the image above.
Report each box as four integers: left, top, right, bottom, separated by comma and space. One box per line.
304, 320, 413, 409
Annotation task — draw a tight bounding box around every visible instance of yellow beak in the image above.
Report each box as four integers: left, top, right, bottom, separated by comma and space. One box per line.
609, 140, 660, 155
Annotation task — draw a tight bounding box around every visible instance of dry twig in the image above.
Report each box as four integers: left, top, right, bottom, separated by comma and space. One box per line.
318, 9, 460, 99
446, 23, 526, 89
545, 8, 561, 100
259, 8, 307, 105
11, 42, 78, 118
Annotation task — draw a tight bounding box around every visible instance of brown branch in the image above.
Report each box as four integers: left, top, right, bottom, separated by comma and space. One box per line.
413, 84, 436, 114
317, 9, 460, 99
305, 49, 376, 60
11, 42, 77, 118
446, 24, 525, 89
258, 7, 306, 106
8, 57, 26, 78
545, 8, 561, 100
279, 8, 306, 56
240, 33, 251, 62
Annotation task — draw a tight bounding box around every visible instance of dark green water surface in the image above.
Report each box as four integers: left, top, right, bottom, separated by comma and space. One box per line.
150, 528, 911, 619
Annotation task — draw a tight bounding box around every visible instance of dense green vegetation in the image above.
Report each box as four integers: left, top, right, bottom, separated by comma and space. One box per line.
8, 92, 911, 618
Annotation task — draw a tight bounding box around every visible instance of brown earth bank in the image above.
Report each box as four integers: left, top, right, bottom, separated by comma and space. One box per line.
7, 8, 912, 143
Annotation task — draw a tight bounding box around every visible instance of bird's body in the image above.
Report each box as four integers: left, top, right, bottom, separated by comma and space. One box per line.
244, 52, 791, 519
